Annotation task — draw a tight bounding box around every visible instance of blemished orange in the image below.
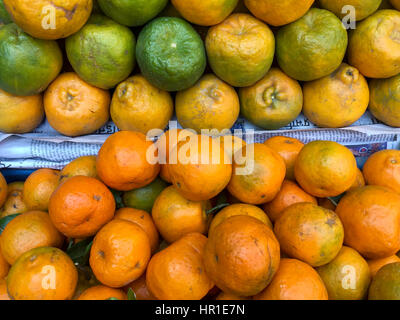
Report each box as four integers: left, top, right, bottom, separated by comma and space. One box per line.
146, 233, 214, 300
23, 168, 60, 211
244, 0, 315, 26
115, 207, 159, 253
49, 176, 115, 238
0, 172, 7, 209
363, 149, 400, 193
336, 186, 400, 259
0, 88, 44, 134
0, 211, 64, 265
368, 255, 400, 278
264, 136, 304, 181
124, 274, 157, 300
90, 219, 151, 288
294, 140, 358, 197
168, 134, 232, 201
263, 180, 317, 223
78, 285, 127, 300
254, 258, 328, 300
228, 143, 286, 204
111, 75, 173, 134
0, 187, 28, 217
3, 0, 93, 40
0, 279, 10, 300
303, 63, 370, 128
7, 247, 78, 300
274, 202, 344, 267
97, 131, 160, 191
44, 72, 110, 137
151, 186, 211, 243
204, 215, 281, 297
208, 203, 272, 237
176, 74, 240, 133
59, 156, 98, 184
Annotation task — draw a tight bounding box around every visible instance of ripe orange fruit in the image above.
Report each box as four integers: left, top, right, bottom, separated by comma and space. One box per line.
168, 134, 232, 201
7, 247, 78, 300
217, 135, 247, 163
316, 246, 371, 300
90, 219, 151, 288
0, 171, 7, 209
146, 233, 214, 300
59, 156, 98, 184
274, 202, 344, 267
263, 180, 317, 223
244, 0, 315, 26
303, 63, 370, 128
254, 258, 328, 300
44, 72, 110, 137
176, 74, 240, 133
0, 236, 9, 278
228, 143, 286, 204
363, 150, 400, 193
0, 186, 28, 217
124, 274, 157, 300
78, 285, 127, 300
294, 141, 358, 197
115, 207, 159, 253
0, 279, 10, 300
0, 211, 64, 265
319, 0, 382, 21
49, 176, 115, 238
216, 292, 249, 300
369, 262, 400, 300
0, 88, 44, 134
204, 215, 280, 297
23, 168, 60, 211
264, 136, 304, 181
368, 255, 400, 278
391, 0, 400, 9
336, 186, 400, 259
111, 75, 173, 134
97, 131, 160, 191
349, 168, 366, 191
152, 186, 211, 243
208, 203, 272, 237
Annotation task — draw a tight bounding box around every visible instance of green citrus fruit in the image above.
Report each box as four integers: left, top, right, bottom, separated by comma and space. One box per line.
0, 0, 11, 24
136, 17, 206, 92
276, 8, 348, 81
319, 0, 382, 21
369, 262, 400, 300
98, 0, 168, 27
0, 24, 62, 96
123, 178, 169, 213
66, 14, 136, 89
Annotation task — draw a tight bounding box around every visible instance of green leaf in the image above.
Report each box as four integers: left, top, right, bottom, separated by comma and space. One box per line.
127, 288, 137, 300
111, 189, 125, 209
206, 203, 230, 216
0, 213, 21, 235
106, 297, 119, 301
66, 238, 93, 267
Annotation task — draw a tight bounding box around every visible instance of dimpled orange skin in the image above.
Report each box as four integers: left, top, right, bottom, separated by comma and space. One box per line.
264, 136, 304, 181
0, 211, 64, 265
336, 186, 400, 259
274, 202, 344, 267
0, 279, 10, 300
0, 236, 9, 278
169, 135, 232, 201
0, 172, 7, 209
151, 186, 211, 243
303, 63, 370, 128
228, 143, 286, 205
59, 156, 98, 184
294, 140, 358, 198
78, 285, 127, 300
176, 74, 240, 133
124, 274, 157, 300
146, 233, 214, 300
49, 176, 115, 238
3, 0, 93, 40
208, 203, 272, 237
23, 169, 60, 211
115, 207, 159, 253
171, 0, 238, 26
263, 180, 317, 223
0, 88, 44, 134
97, 131, 160, 191
368, 255, 400, 278
363, 150, 400, 193
244, 0, 315, 26
111, 75, 173, 134
254, 258, 328, 300
90, 219, 151, 288
44, 72, 110, 137
348, 10, 400, 79
204, 215, 280, 297
7, 247, 78, 300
